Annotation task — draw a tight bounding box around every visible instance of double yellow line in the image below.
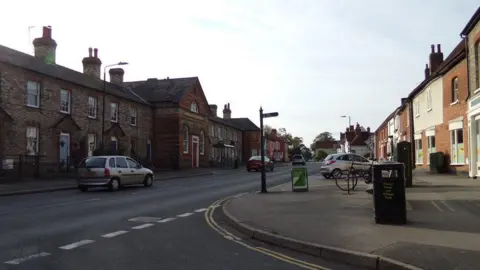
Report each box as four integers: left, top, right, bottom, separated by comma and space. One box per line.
204, 194, 331, 270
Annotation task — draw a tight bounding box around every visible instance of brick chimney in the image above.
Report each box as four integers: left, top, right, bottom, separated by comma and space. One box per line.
429, 44, 444, 74
82, 48, 102, 79
223, 103, 231, 119
271, 129, 277, 134
109, 68, 124, 84
424, 64, 430, 79
33, 26, 57, 64
401, 98, 408, 106
209, 104, 218, 117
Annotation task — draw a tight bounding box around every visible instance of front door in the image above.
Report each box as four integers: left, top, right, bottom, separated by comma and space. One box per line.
59, 133, 70, 168
192, 136, 199, 168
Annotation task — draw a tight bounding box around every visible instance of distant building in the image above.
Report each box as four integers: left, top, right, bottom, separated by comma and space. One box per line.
339, 123, 373, 157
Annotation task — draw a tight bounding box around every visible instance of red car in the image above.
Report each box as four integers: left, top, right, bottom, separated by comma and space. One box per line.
247, 156, 275, 172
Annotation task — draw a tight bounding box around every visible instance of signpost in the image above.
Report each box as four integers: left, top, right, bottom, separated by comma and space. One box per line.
291, 167, 309, 192
259, 107, 279, 193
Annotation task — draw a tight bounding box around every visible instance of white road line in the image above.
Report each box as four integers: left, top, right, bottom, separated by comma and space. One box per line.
101, 230, 129, 238
431, 201, 444, 212
406, 201, 413, 211
194, 208, 207, 213
4, 252, 50, 265
59, 240, 95, 250
440, 200, 455, 212
157, 217, 176, 223
177, 212, 194, 217
132, 223, 154, 230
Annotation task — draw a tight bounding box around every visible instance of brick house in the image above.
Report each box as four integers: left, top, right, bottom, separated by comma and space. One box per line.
339, 123, 373, 157
0, 26, 152, 177
463, 7, 480, 177
207, 104, 243, 168
375, 112, 394, 160
265, 129, 286, 162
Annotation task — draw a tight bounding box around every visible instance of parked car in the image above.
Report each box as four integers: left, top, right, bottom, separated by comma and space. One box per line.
77, 155, 154, 192
247, 156, 275, 172
320, 153, 371, 179
292, 154, 306, 165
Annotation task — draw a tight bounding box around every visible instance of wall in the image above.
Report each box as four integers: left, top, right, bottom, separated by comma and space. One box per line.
466, 19, 480, 94
413, 77, 444, 133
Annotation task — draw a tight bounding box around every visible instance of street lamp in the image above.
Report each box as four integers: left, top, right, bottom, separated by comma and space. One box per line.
259, 107, 279, 193
340, 115, 351, 127
101, 62, 129, 148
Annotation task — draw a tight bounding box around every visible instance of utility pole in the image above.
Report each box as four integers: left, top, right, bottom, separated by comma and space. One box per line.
259, 107, 279, 193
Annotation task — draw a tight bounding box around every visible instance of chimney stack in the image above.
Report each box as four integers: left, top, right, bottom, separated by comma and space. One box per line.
429, 44, 444, 74
223, 103, 231, 119
424, 64, 430, 79
401, 97, 408, 106
109, 68, 124, 84
33, 26, 57, 64
82, 47, 102, 79
209, 104, 218, 117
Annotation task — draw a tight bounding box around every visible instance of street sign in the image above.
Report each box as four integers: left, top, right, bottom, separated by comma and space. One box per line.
262, 112, 279, 118
291, 167, 309, 192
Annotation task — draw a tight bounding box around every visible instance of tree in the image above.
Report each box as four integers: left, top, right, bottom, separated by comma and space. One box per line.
315, 150, 328, 161
263, 124, 272, 135
314, 132, 336, 142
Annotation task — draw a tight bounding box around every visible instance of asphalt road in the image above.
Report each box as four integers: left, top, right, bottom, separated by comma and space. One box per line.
0, 163, 351, 270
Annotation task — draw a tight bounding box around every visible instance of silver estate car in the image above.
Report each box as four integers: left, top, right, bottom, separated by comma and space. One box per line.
77, 155, 154, 192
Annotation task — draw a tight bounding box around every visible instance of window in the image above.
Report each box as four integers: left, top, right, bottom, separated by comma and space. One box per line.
414, 100, 420, 117
427, 136, 436, 164
88, 96, 97, 118
115, 157, 128, 168
87, 134, 96, 157
415, 139, 423, 164
450, 129, 465, 164
452, 77, 459, 102
210, 125, 215, 136
27, 81, 40, 107
110, 103, 118, 122
200, 131, 205, 155
426, 89, 432, 111
26, 127, 39, 155
476, 42, 480, 89
129, 107, 137, 126
190, 102, 198, 113
110, 136, 118, 152
218, 127, 222, 139
59, 89, 71, 113
183, 126, 189, 154
126, 158, 140, 169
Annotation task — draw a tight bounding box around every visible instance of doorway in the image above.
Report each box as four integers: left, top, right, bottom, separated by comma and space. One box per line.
59, 133, 70, 168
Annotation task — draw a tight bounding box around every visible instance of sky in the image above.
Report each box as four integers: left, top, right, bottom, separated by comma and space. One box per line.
0, 0, 478, 147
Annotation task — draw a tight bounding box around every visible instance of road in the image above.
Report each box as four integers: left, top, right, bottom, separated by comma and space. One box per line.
0, 163, 352, 270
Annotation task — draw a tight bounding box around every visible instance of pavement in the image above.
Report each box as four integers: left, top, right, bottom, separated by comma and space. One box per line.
0, 162, 358, 269
223, 172, 480, 270
0, 164, 289, 197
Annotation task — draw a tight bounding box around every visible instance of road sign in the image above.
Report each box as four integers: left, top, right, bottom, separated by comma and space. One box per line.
263, 112, 279, 118
291, 167, 309, 192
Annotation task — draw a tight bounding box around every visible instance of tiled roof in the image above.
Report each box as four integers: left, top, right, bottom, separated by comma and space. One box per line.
209, 116, 243, 130
227, 118, 260, 131
460, 6, 480, 36
375, 108, 399, 133
0, 44, 149, 105
125, 77, 198, 103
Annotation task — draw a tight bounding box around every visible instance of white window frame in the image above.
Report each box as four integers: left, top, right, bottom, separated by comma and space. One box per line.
450, 128, 465, 165
129, 107, 137, 126
26, 127, 39, 155
218, 127, 222, 139
190, 102, 198, 113
200, 131, 205, 155
452, 77, 459, 103
27, 81, 40, 108
183, 126, 189, 154
426, 89, 432, 111
110, 103, 118, 122
88, 96, 97, 119
60, 89, 71, 114
415, 138, 423, 165
210, 125, 215, 137
427, 135, 436, 164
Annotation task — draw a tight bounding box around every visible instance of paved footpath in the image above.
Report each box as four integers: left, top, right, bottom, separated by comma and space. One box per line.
224, 173, 480, 270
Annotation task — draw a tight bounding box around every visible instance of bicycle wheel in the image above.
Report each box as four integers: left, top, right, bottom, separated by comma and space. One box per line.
335, 170, 354, 192
347, 171, 359, 191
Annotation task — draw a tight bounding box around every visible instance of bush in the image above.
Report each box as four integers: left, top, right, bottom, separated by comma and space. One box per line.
315, 150, 328, 161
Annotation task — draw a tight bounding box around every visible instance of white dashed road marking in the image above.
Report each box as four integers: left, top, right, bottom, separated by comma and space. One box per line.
59, 240, 95, 250
101, 230, 129, 238
132, 223, 154, 230
177, 212, 194, 218
128, 216, 163, 222
431, 201, 444, 212
4, 252, 51, 265
440, 200, 455, 212
157, 217, 176, 223
194, 208, 207, 213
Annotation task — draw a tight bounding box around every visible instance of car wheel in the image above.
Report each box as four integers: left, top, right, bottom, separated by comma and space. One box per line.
144, 175, 153, 187
78, 186, 88, 192
108, 178, 120, 191
323, 174, 331, 179
331, 169, 342, 179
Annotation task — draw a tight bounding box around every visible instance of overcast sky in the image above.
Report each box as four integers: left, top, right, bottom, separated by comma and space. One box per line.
0, 0, 478, 146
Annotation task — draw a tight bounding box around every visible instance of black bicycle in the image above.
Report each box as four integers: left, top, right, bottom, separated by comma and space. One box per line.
334, 160, 374, 193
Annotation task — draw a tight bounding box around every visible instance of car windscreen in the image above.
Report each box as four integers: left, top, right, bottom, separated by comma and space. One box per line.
249, 156, 261, 161
79, 157, 107, 169
293, 155, 303, 159
324, 154, 335, 161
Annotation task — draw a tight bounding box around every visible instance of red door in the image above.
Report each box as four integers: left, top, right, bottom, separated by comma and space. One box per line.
192, 142, 198, 168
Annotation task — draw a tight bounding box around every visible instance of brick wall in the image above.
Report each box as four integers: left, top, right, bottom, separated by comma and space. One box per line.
466, 20, 480, 93
243, 131, 260, 161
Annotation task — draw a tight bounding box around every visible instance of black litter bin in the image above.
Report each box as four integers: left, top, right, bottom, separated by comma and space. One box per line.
372, 162, 407, 224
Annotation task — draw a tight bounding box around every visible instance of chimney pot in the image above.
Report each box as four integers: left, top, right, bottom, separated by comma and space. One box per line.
431, 44, 435, 53
42, 26, 48, 38
93, 48, 98, 58
82, 47, 102, 79
88, 47, 92, 57
437, 44, 441, 53
33, 26, 57, 64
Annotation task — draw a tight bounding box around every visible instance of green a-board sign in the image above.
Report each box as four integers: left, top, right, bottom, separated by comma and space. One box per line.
291, 167, 308, 192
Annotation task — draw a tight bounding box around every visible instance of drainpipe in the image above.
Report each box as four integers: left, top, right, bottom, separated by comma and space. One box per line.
461, 34, 471, 101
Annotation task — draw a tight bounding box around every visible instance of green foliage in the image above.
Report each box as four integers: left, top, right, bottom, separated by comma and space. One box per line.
315, 150, 328, 161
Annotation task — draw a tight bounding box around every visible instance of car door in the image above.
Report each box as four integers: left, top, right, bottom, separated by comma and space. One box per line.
114, 157, 131, 184
335, 154, 351, 171
126, 157, 143, 184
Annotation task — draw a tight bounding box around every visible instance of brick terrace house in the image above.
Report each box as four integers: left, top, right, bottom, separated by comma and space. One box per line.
0, 26, 152, 178
375, 114, 392, 161
265, 129, 286, 162
339, 123, 373, 157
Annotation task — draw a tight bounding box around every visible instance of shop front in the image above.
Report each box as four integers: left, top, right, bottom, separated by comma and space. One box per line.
467, 94, 480, 177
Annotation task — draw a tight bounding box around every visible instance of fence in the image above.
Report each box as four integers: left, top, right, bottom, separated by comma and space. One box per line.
0, 155, 77, 182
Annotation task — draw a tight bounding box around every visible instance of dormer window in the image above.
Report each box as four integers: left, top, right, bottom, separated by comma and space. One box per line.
190, 102, 198, 113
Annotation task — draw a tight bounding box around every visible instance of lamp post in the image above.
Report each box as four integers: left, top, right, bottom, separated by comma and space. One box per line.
259, 107, 279, 193
340, 115, 351, 127
341, 115, 351, 153
101, 62, 128, 149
